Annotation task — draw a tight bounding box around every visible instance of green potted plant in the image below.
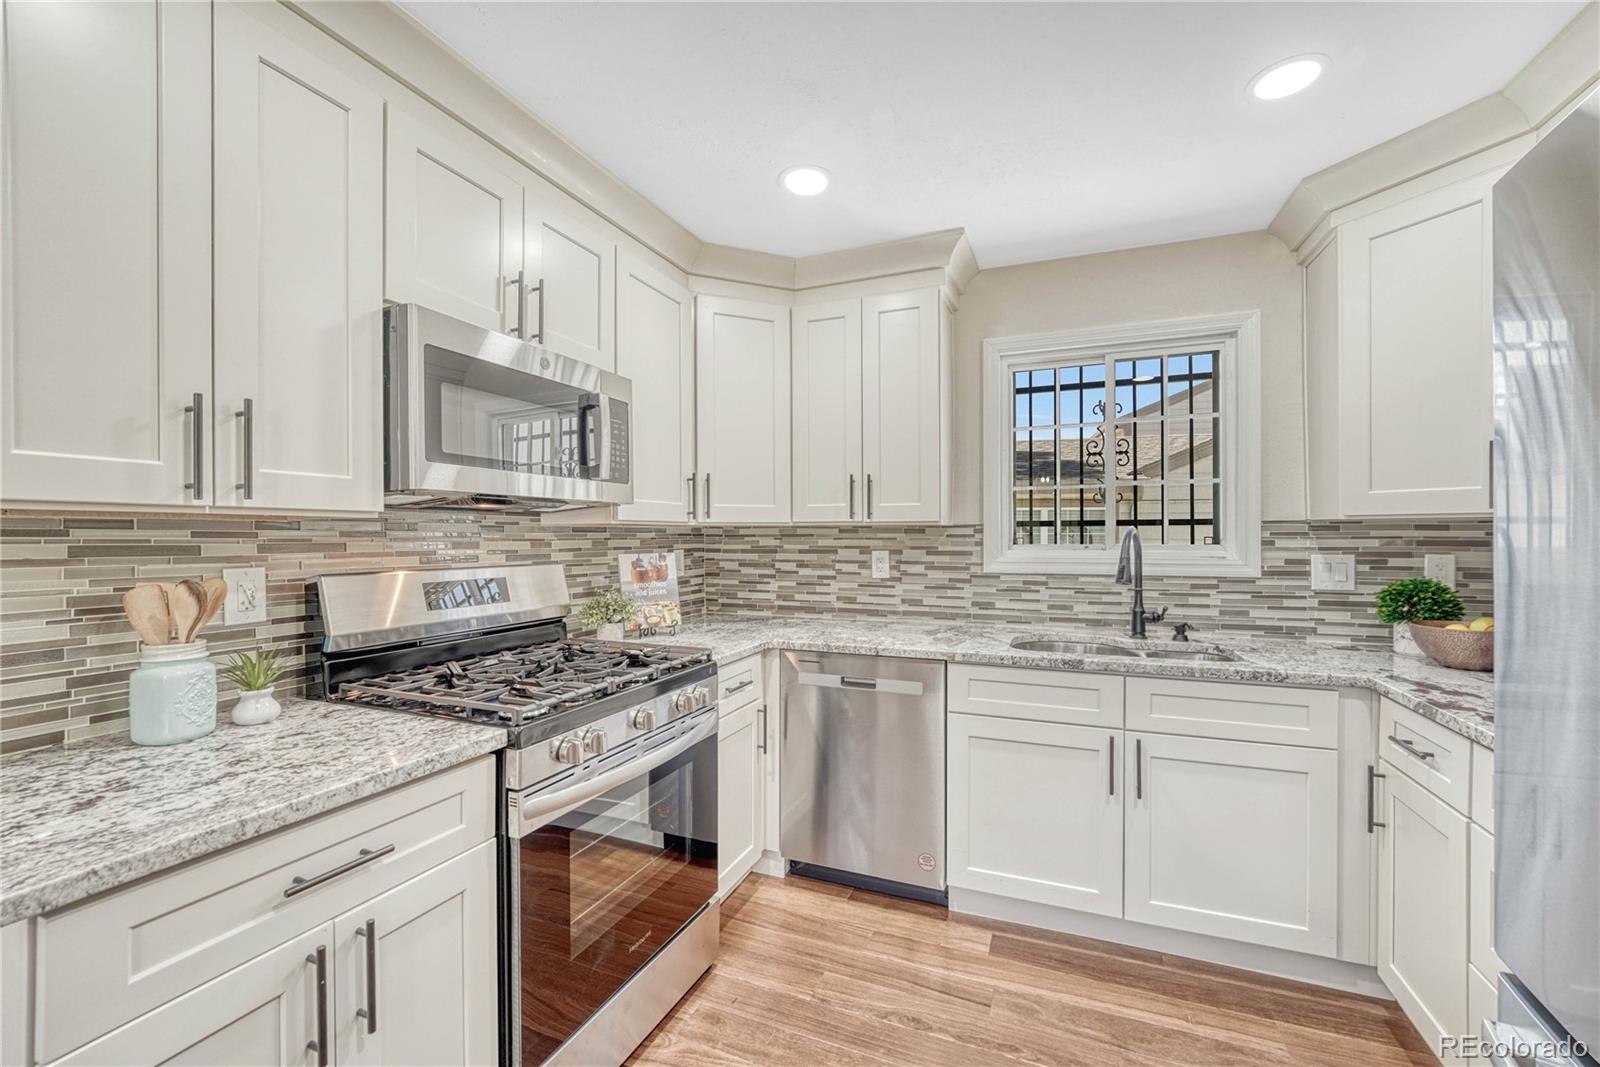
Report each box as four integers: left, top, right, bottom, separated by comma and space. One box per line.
1375, 577, 1465, 656
578, 589, 638, 642
219, 649, 287, 726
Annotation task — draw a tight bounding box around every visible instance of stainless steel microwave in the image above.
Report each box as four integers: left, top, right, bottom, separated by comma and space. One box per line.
384, 304, 632, 511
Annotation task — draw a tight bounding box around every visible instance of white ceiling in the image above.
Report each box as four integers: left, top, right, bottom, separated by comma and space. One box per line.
400, 2, 1583, 268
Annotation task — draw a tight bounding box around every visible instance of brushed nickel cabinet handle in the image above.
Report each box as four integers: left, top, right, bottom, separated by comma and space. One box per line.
687, 473, 696, 520
723, 678, 754, 696
235, 398, 254, 500
355, 918, 377, 1034
866, 473, 874, 520
703, 473, 711, 518
306, 945, 329, 1066
505, 271, 525, 338
184, 393, 205, 499
1108, 734, 1116, 797
1367, 764, 1387, 833
1135, 737, 1143, 800
530, 277, 545, 344
757, 705, 768, 754
283, 844, 394, 898
1387, 735, 1436, 763
849, 473, 856, 519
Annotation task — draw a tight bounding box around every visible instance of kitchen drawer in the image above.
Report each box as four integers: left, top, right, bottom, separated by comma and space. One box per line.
717, 654, 763, 716
1380, 698, 1471, 813
947, 664, 1123, 728
1469, 964, 1498, 1045
1470, 822, 1506, 978
1470, 743, 1494, 832
34, 756, 495, 1063
1124, 678, 1338, 748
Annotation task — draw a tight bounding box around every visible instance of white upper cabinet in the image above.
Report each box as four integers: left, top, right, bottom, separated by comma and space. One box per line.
385, 108, 525, 333
525, 186, 617, 371
696, 296, 792, 523
212, 3, 384, 513
862, 288, 948, 522
1, 0, 212, 507
791, 300, 863, 522
616, 253, 696, 523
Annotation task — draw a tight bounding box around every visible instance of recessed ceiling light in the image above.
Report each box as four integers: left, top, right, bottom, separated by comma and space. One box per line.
1248, 55, 1326, 101
780, 165, 830, 197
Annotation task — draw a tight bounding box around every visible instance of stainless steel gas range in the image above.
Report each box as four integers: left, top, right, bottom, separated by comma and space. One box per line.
313, 564, 719, 1067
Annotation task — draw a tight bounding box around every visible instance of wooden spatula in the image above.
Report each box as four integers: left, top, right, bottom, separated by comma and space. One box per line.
167, 581, 205, 646
198, 578, 228, 631
121, 584, 172, 645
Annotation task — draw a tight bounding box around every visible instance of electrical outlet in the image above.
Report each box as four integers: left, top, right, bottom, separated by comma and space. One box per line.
1424, 554, 1456, 587
1310, 553, 1356, 592
222, 567, 268, 625
871, 550, 892, 580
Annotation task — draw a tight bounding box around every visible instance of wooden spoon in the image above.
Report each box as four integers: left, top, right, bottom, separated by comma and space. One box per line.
198, 578, 228, 630
167, 581, 205, 646
121, 584, 172, 645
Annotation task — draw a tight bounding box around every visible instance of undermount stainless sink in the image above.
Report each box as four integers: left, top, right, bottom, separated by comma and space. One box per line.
1010, 637, 1239, 663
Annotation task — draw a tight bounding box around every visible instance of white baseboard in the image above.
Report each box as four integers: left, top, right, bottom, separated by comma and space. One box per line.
753, 852, 786, 878
948, 887, 1392, 999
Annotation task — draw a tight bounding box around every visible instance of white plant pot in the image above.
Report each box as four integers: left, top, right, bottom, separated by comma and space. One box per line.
596, 623, 625, 642
231, 686, 282, 726
1392, 623, 1422, 657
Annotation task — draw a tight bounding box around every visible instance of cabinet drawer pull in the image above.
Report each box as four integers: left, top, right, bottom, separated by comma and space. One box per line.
1135, 737, 1143, 800
355, 918, 377, 1034
184, 393, 205, 500
1367, 764, 1387, 833
1387, 734, 1436, 763
1108, 734, 1116, 797
722, 678, 754, 697
283, 844, 394, 898
306, 945, 329, 1066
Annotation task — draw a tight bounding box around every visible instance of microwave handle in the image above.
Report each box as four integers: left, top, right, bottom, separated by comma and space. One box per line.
576, 398, 602, 474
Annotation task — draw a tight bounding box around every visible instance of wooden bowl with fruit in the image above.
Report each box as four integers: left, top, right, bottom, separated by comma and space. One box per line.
1409, 616, 1495, 672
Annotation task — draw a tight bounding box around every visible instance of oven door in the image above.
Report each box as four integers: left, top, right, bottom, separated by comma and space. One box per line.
507, 710, 717, 1065
387, 304, 632, 505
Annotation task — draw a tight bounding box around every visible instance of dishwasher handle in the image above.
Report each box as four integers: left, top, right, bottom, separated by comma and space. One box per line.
839, 676, 878, 690
793, 671, 924, 697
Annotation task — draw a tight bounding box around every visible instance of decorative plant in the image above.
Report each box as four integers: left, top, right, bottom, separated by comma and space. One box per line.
219, 649, 286, 692
1375, 578, 1465, 625
578, 589, 638, 629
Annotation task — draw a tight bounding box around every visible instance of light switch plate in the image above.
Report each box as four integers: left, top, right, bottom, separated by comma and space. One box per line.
222, 567, 268, 625
871, 550, 892, 580
1424, 553, 1456, 587
1310, 553, 1356, 592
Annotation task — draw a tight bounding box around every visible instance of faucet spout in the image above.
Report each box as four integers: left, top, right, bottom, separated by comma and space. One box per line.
1114, 528, 1166, 638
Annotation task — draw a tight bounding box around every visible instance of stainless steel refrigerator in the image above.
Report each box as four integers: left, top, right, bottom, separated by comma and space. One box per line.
1490, 87, 1600, 1066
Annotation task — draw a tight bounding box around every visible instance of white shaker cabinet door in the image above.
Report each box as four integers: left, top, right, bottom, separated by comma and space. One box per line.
385, 108, 525, 333
47, 924, 333, 1067
947, 715, 1124, 916
1, 0, 212, 506
525, 186, 617, 371
334, 841, 499, 1067
791, 300, 863, 523
212, 3, 384, 513
616, 254, 696, 523
1124, 732, 1340, 956
718, 702, 763, 898
695, 296, 792, 523
862, 288, 945, 523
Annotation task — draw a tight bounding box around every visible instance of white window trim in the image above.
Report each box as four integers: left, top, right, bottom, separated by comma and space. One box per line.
982, 311, 1262, 578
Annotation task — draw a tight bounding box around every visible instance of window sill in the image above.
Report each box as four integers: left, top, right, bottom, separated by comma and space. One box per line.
983, 546, 1262, 579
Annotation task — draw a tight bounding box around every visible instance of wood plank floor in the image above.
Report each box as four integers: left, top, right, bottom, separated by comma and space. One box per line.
627, 874, 1437, 1067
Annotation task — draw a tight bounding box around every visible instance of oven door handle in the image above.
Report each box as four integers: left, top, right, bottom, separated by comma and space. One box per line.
511, 711, 718, 836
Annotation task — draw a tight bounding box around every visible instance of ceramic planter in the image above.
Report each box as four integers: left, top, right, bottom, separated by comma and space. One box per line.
231, 686, 283, 726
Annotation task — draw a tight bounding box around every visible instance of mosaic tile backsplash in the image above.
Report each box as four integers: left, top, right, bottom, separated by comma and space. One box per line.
0, 511, 1490, 751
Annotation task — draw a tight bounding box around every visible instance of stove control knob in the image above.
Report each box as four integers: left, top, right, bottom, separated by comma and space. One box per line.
692, 685, 712, 710
582, 728, 608, 756
550, 735, 582, 765
672, 690, 695, 714
631, 707, 658, 732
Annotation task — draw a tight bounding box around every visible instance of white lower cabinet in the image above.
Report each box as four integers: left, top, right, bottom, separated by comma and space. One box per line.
947, 715, 1122, 915
1377, 759, 1470, 1054
1124, 732, 1340, 956
718, 700, 764, 898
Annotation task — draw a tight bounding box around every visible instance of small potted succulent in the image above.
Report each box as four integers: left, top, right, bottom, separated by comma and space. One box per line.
578, 589, 637, 642
220, 649, 286, 726
1375, 577, 1464, 656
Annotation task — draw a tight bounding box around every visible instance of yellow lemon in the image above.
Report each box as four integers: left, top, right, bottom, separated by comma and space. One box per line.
1445, 623, 1470, 631
1469, 616, 1494, 632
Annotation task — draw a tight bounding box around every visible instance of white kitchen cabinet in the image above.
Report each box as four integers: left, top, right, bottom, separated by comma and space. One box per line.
334, 841, 498, 1067
718, 701, 763, 897
48, 924, 332, 1067
1377, 759, 1470, 1053
525, 186, 617, 371
696, 296, 792, 523
212, 2, 384, 512
616, 254, 697, 522
948, 715, 1123, 915
385, 108, 525, 333
791, 300, 864, 522
1124, 732, 1340, 957
0, 0, 212, 507
862, 288, 948, 522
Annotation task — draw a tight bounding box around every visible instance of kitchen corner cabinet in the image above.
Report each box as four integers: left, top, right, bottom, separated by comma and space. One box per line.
1, 0, 212, 507
696, 296, 792, 523
616, 255, 696, 523
791, 288, 952, 524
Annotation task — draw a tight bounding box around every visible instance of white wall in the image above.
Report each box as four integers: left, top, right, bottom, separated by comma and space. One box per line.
951, 230, 1305, 524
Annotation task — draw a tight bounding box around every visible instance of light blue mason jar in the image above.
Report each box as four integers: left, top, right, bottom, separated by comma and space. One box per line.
128, 641, 218, 745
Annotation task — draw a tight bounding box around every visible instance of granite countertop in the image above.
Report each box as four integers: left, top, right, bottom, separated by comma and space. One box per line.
645, 616, 1495, 749
0, 699, 505, 925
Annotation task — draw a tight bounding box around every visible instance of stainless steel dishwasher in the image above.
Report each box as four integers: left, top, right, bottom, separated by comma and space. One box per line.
779, 650, 946, 902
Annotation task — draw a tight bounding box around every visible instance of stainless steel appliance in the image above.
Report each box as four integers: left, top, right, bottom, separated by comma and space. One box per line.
1488, 88, 1599, 1066
385, 304, 633, 511
778, 651, 946, 902
315, 565, 718, 1067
